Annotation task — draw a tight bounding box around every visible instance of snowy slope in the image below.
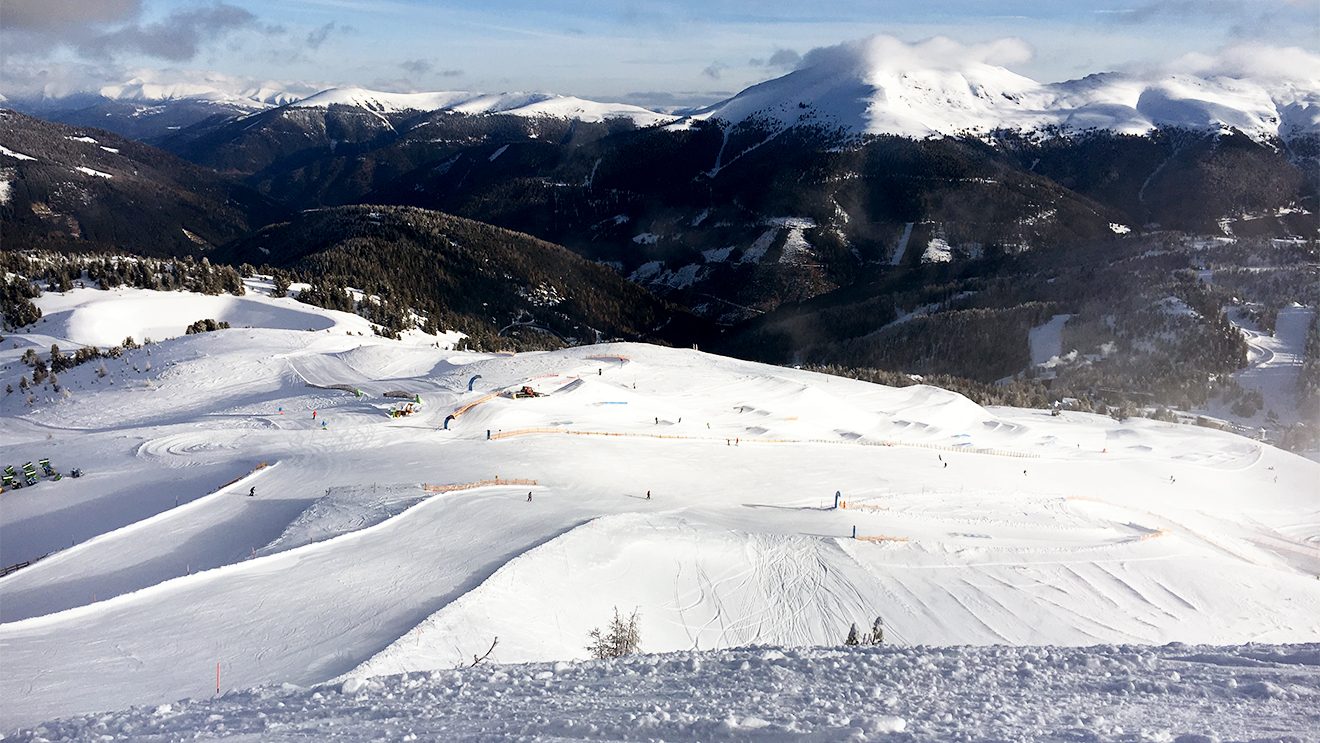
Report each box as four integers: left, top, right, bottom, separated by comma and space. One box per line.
692, 35, 1320, 141
0, 290, 1317, 731
95, 77, 311, 109
1212, 303, 1318, 428
292, 86, 675, 126
26, 286, 372, 348
9, 643, 1320, 741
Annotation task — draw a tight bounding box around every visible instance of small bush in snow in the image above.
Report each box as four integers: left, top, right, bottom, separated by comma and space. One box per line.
587, 608, 641, 660
185, 318, 231, 334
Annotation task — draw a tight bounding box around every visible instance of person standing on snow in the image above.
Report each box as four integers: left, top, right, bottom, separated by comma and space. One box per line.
248, 486, 255, 497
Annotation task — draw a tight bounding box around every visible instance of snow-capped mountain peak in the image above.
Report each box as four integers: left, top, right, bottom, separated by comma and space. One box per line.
694, 35, 1320, 141
95, 76, 310, 109
292, 86, 676, 126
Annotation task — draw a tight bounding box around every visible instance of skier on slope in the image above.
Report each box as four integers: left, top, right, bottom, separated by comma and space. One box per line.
248, 486, 255, 497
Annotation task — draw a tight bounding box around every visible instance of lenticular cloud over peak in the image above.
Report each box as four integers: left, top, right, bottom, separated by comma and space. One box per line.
797, 34, 1035, 78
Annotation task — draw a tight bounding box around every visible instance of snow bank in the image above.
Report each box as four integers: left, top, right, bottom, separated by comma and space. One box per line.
11, 643, 1319, 741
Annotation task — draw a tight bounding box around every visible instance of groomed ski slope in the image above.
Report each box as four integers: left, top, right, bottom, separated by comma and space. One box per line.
1, 288, 1318, 733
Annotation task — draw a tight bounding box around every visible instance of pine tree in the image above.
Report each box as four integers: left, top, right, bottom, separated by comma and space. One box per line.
49, 344, 68, 374
271, 273, 291, 299
587, 608, 642, 659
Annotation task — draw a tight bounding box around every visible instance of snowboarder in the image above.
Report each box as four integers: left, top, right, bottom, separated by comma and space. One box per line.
598, 369, 602, 376
943, 462, 948, 469
655, 417, 659, 425
646, 490, 651, 500
312, 410, 317, 420
248, 487, 255, 497
527, 491, 533, 502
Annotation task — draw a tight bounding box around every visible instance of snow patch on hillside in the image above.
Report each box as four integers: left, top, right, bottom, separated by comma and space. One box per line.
740, 228, 780, 264
73, 166, 112, 179
1029, 314, 1073, 366
921, 237, 953, 263
0, 144, 37, 161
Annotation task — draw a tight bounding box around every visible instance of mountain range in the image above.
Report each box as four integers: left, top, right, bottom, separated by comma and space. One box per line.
2, 38, 1316, 433
11, 37, 1320, 143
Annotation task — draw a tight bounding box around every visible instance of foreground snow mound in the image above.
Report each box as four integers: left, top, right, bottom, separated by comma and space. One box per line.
11, 643, 1320, 742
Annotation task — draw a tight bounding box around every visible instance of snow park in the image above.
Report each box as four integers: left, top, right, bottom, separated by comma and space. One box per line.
0, 279, 1316, 741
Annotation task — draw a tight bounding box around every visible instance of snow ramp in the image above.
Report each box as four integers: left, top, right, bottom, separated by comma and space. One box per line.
348, 513, 888, 677
0, 482, 591, 730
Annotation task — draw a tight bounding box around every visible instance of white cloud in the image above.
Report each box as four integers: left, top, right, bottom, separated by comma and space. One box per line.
798, 34, 1035, 76
1165, 44, 1320, 85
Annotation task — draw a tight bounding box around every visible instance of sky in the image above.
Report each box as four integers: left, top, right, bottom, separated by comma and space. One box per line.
2, 0, 1318, 107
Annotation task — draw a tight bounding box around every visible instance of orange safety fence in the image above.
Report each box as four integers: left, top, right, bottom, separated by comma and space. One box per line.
488, 427, 1038, 458
423, 477, 538, 493
450, 392, 499, 419
217, 461, 270, 490
856, 535, 910, 544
